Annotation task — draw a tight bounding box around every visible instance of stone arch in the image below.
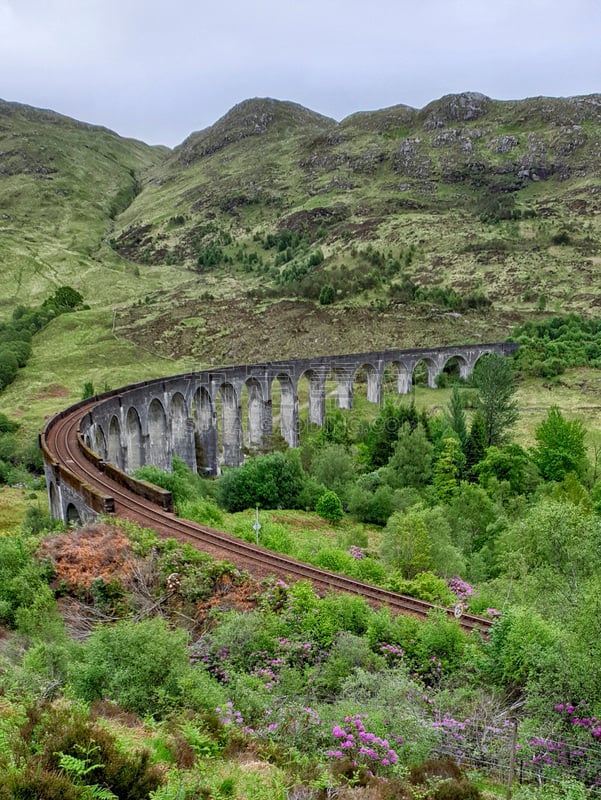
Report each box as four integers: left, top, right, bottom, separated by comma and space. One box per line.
383, 360, 412, 395
470, 348, 494, 376
148, 398, 169, 470
171, 392, 193, 466
108, 415, 124, 469
298, 368, 325, 428
328, 366, 353, 410
353, 362, 381, 404
411, 357, 439, 389
272, 373, 297, 448
125, 406, 144, 473
244, 378, 268, 452
93, 425, 107, 460
217, 382, 242, 467
193, 386, 216, 475
440, 354, 469, 383
66, 503, 81, 525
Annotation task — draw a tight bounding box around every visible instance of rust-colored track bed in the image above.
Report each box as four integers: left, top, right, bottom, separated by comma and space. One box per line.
42, 398, 493, 637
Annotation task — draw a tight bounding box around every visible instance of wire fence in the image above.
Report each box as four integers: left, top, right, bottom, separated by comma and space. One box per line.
428, 715, 601, 793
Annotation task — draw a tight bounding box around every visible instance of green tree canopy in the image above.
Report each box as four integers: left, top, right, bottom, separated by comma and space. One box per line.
363, 400, 419, 469
445, 386, 468, 448
432, 435, 465, 502
315, 489, 344, 523
380, 422, 433, 489
217, 451, 306, 512
531, 405, 589, 482
498, 497, 601, 600
475, 443, 536, 496
380, 507, 432, 578
473, 353, 518, 446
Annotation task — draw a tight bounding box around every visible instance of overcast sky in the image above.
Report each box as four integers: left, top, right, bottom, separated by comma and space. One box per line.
1, 0, 600, 148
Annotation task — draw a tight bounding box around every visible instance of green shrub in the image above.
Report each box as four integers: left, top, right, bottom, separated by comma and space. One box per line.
314, 546, 354, 572
71, 617, 190, 717
217, 452, 306, 512
178, 498, 224, 527
134, 456, 211, 507
319, 284, 335, 305
0, 535, 54, 628
3, 703, 162, 800
315, 490, 343, 522
311, 632, 384, 699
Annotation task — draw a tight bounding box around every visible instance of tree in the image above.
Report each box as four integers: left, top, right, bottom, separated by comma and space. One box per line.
475, 444, 536, 496
447, 482, 499, 556
53, 285, 84, 310
432, 436, 464, 502
380, 507, 432, 578
0, 350, 18, 389
316, 490, 344, 523
347, 482, 395, 525
446, 386, 468, 449
498, 497, 601, 598
217, 451, 306, 512
310, 443, 355, 494
532, 405, 589, 482
319, 284, 335, 305
363, 400, 419, 469
464, 411, 487, 477
381, 423, 432, 489
473, 353, 518, 446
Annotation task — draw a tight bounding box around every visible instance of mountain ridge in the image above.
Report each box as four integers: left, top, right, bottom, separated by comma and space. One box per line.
1, 90, 601, 374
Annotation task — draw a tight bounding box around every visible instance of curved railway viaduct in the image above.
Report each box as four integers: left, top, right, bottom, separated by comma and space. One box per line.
40, 342, 517, 635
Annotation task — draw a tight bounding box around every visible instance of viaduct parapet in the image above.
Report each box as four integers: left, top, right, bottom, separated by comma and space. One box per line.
43, 342, 518, 524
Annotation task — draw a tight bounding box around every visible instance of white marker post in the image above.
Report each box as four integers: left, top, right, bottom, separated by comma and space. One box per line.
253, 505, 261, 545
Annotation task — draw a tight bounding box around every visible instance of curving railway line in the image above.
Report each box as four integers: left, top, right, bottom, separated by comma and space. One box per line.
42, 397, 493, 638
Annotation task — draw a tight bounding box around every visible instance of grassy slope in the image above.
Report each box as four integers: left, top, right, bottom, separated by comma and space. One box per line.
0, 310, 184, 437
1, 94, 601, 436
0, 99, 187, 311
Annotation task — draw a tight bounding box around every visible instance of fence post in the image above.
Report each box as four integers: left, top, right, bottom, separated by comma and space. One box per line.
506, 717, 519, 800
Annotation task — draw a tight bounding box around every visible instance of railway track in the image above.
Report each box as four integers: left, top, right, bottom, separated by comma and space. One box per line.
42, 399, 493, 637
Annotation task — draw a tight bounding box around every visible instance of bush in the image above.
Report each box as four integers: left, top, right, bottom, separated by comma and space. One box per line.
217, 452, 306, 512
0, 534, 54, 628
311, 632, 384, 698
3, 702, 163, 800
388, 571, 456, 605
134, 456, 211, 507
178, 498, 224, 527
319, 284, 335, 305
71, 617, 191, 716
348, 483, 396, 525
315, 490, 343, 522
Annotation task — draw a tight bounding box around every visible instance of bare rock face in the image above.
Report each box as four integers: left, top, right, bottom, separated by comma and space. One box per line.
490, 135, 519, 154
420, 92, 491, 129
392, 138, 432, 179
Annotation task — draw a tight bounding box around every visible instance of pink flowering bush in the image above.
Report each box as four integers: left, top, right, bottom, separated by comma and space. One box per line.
326, 714, 401, 777
447, 577, 475, 604
524, 702, 601, 788
348, 545, 365, 560
256, 703, 324, 752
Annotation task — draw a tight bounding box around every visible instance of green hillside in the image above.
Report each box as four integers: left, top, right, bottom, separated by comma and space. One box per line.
1, 92, 601, 426
114, 92, 601, 316
4, 95, 601, 800
0, 99, 175, 312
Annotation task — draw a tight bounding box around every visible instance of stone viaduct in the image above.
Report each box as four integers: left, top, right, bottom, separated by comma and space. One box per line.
68, 341, 515, 486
